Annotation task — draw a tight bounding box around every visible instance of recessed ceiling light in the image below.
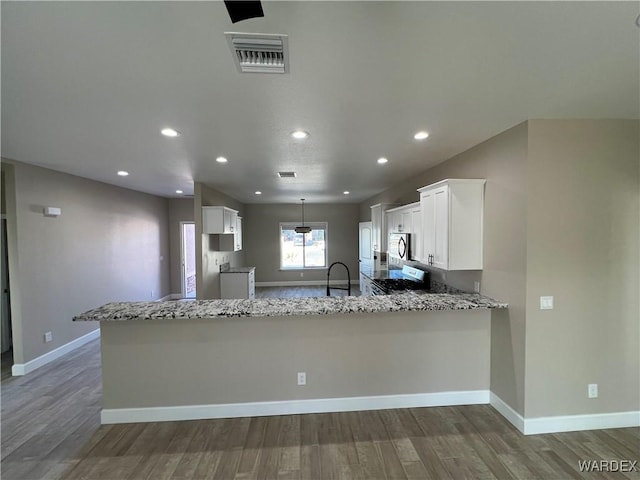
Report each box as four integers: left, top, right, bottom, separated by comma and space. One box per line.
117, 170, 129, 176
216, 156, 228, 163
343, 191, 350, 195
291, 130, 309, 140
161, 128, 180, 137
255, 191, 262, 195
414, 131, 429, 140
176, 190, 183, 194
377, 157, 388, 164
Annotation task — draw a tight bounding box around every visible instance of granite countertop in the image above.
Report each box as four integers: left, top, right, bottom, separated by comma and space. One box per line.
220, 267, 255, 274
73, 292, 508, 322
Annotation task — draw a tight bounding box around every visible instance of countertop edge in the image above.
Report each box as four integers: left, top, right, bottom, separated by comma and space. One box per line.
73, 293, 508, 322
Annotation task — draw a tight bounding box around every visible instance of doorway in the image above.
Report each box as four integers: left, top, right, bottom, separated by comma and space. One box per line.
180, 222, 196, 299
359, 221, 373, 270
1, 216, 13, 379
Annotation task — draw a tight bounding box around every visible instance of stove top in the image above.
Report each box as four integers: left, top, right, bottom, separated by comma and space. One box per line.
372, 278, 427, 291
370, 266, 430, 294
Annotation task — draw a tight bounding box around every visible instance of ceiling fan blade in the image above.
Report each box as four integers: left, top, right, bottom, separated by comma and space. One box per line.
224, 0, 264, 24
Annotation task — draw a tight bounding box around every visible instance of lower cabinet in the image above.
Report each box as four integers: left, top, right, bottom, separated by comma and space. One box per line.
359, 273, 372, 296
220, 269, 255, 299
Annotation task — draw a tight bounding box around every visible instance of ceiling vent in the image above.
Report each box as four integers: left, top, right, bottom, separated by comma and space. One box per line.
225, 32, 289, 74
278, 171, 296, 178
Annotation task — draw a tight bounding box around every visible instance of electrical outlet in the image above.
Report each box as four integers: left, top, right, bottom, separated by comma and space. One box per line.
474, 281, 481, 293
540, 296, 554, 310
44, 331, 52, 343
588, 383, 598, 398
300, 272, 304, 278
151, 290, 154, 298
297, 372, 306, 386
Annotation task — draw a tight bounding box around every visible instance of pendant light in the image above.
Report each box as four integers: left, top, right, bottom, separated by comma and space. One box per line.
295, 199, 312, 234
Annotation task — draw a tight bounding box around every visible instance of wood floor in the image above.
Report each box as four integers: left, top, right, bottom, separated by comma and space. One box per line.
1, 349, 13, 382
2, 341, 638, 480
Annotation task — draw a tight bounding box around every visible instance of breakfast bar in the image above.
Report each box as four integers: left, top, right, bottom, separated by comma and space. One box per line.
75, 293, 507, 424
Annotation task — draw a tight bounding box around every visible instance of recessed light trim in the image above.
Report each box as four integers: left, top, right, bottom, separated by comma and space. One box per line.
414, 131, 429, 140
117, 170, 129, 176
216, 156, 228, 163
161, 128, 180, 137
343, 191, 350, 195
377, 157, 388, 164
176, 190, 183, 194
291, 130, 309, 140
255, 191, 262, 195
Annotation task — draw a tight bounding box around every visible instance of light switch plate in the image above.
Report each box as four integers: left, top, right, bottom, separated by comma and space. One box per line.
540, 296, 554, 310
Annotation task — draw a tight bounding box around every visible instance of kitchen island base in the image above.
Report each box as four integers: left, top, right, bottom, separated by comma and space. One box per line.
100, 309, 491, 424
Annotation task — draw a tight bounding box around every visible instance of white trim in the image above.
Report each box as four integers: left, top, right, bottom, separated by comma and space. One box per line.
156, 293, 182, 301
490, 392, 640, 435
256, 280, 359, 288
11, 329, 100, 376
490, 392, 525, 433
523, 410, 640, 435
101, 390, 490, 424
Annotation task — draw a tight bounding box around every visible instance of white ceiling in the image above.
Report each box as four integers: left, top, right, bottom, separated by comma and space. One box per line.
2, 1, 638, 204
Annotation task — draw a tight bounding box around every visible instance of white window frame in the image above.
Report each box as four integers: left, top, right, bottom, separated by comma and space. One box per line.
279, 222, 328, 270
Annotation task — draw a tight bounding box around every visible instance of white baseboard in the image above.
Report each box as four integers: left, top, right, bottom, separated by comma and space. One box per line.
156, 293, 182, 301
101, 389, 490, 424
490, 392, 525, 433
11, 329, 100, 376
490, 392, 640, 435
256, 280, 359, 288
523, 410, 640, 435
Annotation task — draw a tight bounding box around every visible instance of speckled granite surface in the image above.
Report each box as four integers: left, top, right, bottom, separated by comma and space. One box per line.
73, 292, 507, 322
220, 267, 255, 274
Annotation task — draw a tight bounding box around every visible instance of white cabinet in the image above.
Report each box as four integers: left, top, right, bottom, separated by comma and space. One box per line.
203, 207, 242, 251
235, 216, 242, 251
418, 179, 485, 270
359, 273, 372, 296
410, 205, 422, 262
385, 202, 420, 260
370, 203, 397, 253
220, 268, 255, 299
202, 206, 238, 234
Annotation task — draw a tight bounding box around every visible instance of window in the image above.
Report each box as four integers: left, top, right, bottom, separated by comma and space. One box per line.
280, 222, 328, 269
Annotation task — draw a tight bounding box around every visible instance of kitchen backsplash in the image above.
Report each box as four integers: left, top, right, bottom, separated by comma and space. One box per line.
404, 260, 482, 294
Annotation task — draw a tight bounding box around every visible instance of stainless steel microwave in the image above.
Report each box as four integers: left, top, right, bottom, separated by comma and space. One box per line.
388, 232, 411, 261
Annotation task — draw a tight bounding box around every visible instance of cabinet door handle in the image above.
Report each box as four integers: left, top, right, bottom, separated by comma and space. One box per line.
428, 254, 434, 265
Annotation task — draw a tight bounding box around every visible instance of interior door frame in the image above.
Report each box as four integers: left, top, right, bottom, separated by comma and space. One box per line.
359, 221, 373, 269
1, 215, 12, 353
180, 221, 196, 299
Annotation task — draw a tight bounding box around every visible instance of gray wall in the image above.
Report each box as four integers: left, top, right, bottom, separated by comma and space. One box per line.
359, 119, 640, 420
101, 309, 491, 409
1, 159, 171, 364
360, 122, 528, 414
168, 198, 195, 295
525, 119, 639, 418
195, 183, 246, 299
243, 203, 360, 284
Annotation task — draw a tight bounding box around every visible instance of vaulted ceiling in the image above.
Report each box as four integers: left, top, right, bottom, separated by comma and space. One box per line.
2, 2, 638, 203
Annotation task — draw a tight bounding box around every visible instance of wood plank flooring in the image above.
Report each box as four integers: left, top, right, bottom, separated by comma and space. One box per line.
1, 349, 13, 382
2, 337, 638, 479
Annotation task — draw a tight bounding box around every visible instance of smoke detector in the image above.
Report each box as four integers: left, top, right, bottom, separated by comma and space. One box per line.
225, 32, 289, 74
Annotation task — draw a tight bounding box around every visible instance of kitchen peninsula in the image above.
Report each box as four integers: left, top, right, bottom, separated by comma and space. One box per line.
75, 292, 507, 424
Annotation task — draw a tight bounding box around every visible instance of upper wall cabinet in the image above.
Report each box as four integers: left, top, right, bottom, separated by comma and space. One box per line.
385, 202, 421, 261
418, 179, 485, 270
202, 206, 238, 234
370, 203, 398, 253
